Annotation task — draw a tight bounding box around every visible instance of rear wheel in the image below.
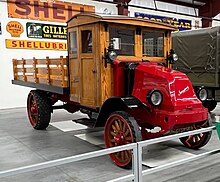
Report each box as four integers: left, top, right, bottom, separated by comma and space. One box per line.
27, 90, 51, 130
104, 111, 142, 168
180, 113, 212, 149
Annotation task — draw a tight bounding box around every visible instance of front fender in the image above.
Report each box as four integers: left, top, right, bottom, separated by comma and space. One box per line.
95, 96, 145, 127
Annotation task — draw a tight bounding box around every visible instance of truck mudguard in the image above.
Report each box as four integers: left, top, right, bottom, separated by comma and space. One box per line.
95, 96, 146, 127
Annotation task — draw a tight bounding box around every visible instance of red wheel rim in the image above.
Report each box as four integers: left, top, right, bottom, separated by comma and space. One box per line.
27, 93, 38, 127
181, 120, 209, 148
104, 114, 134, 167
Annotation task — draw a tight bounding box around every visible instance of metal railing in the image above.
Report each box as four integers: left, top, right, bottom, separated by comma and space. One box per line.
109, 126, 219, 182
0, 126, 218, 182
0, 143, 137, 181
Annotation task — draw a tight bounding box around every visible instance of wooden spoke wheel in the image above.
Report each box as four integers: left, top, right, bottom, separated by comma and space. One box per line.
180, 113, 212, 149
104, 111, 142, 168
27, 90, 51, 130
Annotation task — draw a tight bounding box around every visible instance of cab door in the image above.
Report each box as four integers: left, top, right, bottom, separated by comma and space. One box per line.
69, 28, 80, 103
79, 25, 98, 107
70, 25, 98, 107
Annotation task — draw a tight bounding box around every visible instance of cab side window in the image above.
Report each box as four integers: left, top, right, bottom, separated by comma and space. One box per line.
142, 31, 164, 57
81, 30, 92, 53
109, 27, 134, 56
69, 31, 77, 55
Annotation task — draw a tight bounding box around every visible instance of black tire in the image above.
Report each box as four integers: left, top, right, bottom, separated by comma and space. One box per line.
203, 99, 217, 112
104, 111, 142, 169
180, 113, 212, 149
207, 101, 217, 112
27, 90, 51, 130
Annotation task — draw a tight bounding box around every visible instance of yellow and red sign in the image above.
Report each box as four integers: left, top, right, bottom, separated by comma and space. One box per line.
7, 0, 95, 23
6, 39, 67, 51
6, 21, 24, 37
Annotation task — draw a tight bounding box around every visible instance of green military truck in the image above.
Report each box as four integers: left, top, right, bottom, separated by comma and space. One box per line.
172, 26, 220, 111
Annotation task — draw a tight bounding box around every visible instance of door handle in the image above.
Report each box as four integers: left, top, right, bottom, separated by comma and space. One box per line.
72, 78, 79, 83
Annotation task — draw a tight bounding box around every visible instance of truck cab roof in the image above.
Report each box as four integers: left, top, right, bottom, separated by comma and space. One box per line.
67, 13, 177, 31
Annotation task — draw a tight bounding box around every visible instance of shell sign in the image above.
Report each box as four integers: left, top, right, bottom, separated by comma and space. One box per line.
7, 0, 95, 23
6, 21, 24, 37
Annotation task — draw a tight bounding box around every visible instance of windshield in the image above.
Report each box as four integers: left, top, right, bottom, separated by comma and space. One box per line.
109, 26, 166, 58
142, 31, 164, 57
109, 27, 135, 56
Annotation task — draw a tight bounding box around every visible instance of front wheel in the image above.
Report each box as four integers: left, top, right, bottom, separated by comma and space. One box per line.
27, 90, 51, 130
104, 111, 142, 168
180, 113, 212, 149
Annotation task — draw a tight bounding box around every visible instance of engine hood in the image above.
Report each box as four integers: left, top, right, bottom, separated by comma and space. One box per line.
132, 62, 202, 111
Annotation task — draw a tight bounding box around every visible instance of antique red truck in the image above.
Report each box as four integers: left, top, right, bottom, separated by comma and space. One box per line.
12, 13, 211, 168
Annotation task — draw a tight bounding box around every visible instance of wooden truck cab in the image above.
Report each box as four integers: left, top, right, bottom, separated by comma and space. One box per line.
12, 13, 212, 168
67, 13, 175, 107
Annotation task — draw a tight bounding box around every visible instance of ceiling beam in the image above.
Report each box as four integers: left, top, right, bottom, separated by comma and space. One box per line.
199, 0, 220, 27
113, 0, 131, 15
199, 0, 220, 17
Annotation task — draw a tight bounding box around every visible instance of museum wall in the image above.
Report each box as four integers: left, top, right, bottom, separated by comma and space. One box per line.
0, 0, 116, 109
0, 0, 219, 109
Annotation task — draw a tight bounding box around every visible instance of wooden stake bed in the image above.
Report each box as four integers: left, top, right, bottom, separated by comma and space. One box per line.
12, 56, 69, 94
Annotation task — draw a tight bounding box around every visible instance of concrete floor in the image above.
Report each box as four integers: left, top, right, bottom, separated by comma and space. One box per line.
0, 105, 220, 182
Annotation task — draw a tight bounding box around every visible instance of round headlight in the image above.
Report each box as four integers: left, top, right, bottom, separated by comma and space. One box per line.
108, 51, 117, 61
168, 49, 178, 64
197, 87, 208, 101
147, 90, 163, 106
173, 53, 178, 62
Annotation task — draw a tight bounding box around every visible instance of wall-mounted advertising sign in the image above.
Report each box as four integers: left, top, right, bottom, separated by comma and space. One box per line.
6, 39, 67, 51
135, 12, 192, 31
7, 0, 95, 23
26, 23, 42, 38
6, 21, 24, 37
27, 22, 67, 39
